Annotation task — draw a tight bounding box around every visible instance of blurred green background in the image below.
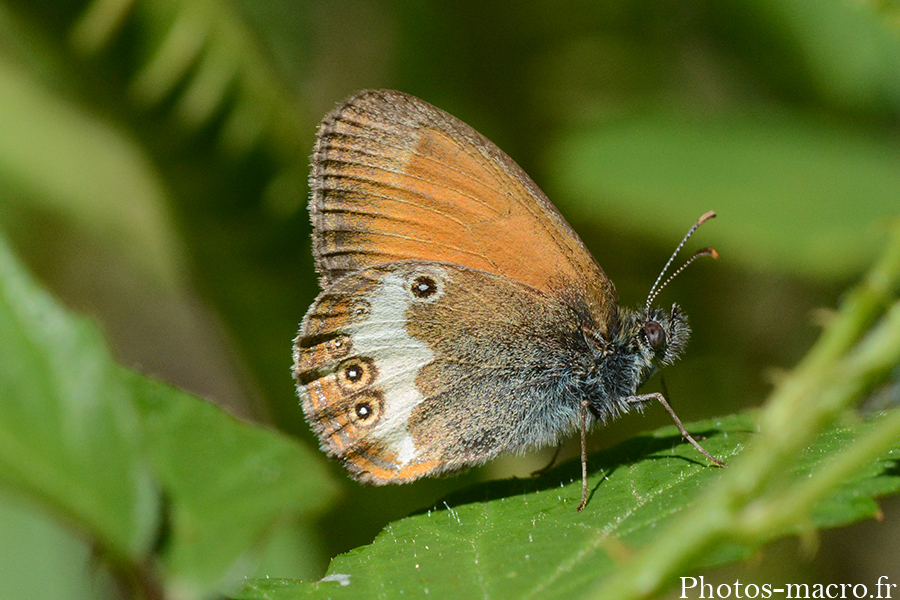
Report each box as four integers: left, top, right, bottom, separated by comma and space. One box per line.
1, 0, 898, 598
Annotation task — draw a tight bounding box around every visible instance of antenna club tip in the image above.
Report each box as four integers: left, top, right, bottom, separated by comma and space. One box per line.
699, 210, 717, 224
694, 247, 719, 260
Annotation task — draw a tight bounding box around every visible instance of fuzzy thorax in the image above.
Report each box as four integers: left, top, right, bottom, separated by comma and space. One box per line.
582, 304, 690, 423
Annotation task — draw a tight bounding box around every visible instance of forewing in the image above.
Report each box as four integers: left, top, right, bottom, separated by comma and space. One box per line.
309, 89, 617, 334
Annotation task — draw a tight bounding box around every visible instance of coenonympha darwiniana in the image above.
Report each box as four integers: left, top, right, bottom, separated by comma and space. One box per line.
293, 90, 723, 511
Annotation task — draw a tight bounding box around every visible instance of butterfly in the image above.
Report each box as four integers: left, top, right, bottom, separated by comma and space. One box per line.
292, 89, 723, 511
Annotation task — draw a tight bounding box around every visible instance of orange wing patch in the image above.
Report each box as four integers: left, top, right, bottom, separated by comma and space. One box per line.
310, 90, 617, 334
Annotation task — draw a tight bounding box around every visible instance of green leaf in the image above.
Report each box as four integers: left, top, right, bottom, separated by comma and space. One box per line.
0, 229, 339, 597
549, 113, 900, 280
233, 411, 900, 600
0, 492, 119, 600
126, 371, 339, 596
0, 232, 159, 562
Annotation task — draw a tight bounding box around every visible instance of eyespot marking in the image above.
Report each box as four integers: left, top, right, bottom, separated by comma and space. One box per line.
355, 401, 373, 419
350, 390, 384, 425
335, 357, 378, 392
351, 299, 371, 319
410, 275, 438, 299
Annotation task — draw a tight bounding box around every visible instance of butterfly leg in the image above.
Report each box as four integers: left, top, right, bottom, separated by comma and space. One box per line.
577, 399, 590, 512
627, 393, 726, 467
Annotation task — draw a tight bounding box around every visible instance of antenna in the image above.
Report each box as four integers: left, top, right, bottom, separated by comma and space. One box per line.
645, 211, 717, 311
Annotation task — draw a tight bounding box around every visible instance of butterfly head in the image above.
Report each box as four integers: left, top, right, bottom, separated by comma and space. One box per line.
584, 212, 716, 419
636, 210, 717, 370
598, 303, 690, 401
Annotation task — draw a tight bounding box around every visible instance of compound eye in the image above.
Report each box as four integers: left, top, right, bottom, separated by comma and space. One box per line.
644, 320, 667, 352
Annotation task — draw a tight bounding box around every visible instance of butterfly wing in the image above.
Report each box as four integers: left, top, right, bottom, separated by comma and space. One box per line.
309, 89, 617, 334
294, 261, 591, 482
